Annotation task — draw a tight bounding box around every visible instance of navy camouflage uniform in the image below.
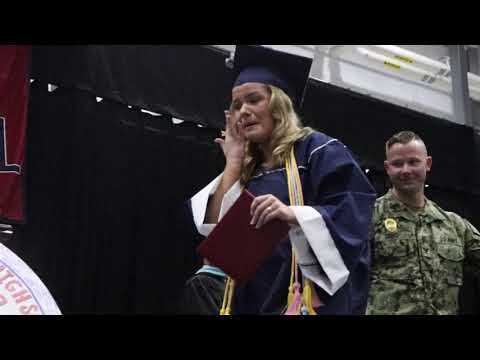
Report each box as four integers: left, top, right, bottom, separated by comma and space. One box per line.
367, 189, 480, 315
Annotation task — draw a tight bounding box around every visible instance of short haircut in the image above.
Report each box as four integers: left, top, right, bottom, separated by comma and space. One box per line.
386, 131, 425, 154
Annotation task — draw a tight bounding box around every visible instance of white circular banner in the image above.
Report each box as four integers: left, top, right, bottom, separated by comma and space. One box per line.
0, 243, 61, 315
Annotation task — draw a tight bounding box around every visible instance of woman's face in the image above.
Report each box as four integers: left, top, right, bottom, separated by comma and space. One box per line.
231, 82, 275, 144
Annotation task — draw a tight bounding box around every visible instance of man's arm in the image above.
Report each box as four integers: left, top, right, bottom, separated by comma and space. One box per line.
464, 218, 480, 275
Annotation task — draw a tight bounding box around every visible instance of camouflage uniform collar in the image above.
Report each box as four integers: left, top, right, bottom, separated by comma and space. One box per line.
421, 196, 446, 223
384, 189, 444, 223
384, 190, 417, 221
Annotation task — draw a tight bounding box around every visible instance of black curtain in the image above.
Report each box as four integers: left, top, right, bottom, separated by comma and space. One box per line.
8, 81, 224, 313
30, 45, 232, 129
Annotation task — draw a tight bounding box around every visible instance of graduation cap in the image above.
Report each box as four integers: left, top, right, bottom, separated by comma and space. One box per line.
231, 45, 313, 108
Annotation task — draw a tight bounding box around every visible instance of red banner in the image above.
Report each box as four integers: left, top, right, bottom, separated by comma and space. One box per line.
0, 46, 30, 223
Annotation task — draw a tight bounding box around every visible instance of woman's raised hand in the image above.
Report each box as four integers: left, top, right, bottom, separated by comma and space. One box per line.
214, 110, 246, 167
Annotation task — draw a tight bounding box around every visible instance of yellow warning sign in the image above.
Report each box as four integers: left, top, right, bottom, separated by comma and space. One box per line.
394, 55, 414, 64
383, 61, 401, 70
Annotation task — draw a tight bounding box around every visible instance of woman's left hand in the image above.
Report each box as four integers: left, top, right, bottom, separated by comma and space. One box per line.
250, 194, 298, 229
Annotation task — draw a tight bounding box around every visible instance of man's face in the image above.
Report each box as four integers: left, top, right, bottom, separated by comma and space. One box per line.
384, 140, 432, 194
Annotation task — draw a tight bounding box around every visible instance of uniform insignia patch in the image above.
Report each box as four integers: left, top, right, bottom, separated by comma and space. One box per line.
384, 218, 397, 233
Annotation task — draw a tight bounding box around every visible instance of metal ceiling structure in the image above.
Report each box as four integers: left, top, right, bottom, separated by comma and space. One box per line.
214, 45, 480, 133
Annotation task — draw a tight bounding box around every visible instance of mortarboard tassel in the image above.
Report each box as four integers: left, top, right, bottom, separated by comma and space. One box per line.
284, 281, 302, 315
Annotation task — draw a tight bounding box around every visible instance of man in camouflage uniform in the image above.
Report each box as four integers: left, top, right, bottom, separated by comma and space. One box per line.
367, 131, 480, 315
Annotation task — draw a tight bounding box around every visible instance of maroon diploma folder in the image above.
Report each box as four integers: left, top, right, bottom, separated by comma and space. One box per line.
197, 190, 291, 283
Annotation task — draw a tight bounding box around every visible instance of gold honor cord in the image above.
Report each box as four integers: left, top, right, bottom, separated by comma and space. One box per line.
219, 146, 316, 315
285, 147, 300, 312
285, 146, 316, 315
219, 277, 235, 315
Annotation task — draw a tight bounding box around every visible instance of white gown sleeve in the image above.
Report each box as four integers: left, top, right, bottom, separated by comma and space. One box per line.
289, 206, 350, 296
190, 173, 242, 237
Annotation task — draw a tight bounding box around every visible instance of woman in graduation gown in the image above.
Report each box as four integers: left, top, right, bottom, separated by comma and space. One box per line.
190, 45, 377, 315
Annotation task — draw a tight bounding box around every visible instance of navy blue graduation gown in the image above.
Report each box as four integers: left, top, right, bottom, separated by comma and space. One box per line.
231, 132, 376, 314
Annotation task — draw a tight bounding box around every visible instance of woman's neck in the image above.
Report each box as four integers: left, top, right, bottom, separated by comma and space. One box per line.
259, 142, 274, 168
392, 188, 425, 212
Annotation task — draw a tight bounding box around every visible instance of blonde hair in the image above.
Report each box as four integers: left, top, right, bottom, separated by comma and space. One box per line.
241, 85, 314, 184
